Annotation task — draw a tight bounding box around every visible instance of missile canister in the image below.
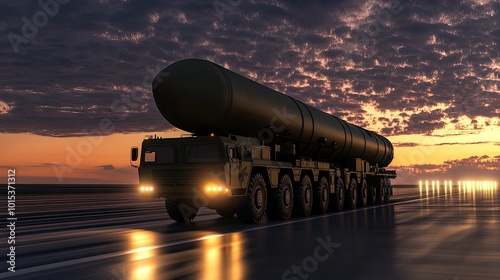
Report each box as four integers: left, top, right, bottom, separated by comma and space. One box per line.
152, 59, 394, 167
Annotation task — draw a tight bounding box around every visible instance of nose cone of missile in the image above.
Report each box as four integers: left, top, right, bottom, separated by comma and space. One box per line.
152, 59, 230, 134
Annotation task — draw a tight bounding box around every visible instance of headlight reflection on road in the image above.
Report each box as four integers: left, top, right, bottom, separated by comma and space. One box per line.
127, 230, 159, 280
202, 233, 244, 280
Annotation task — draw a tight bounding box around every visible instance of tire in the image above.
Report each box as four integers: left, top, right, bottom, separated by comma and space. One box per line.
216, 198, 236, 218
165, 197, 198, 223
329, 178, 345, 211
313, 176, 329, 214
383, 178, 392, 203
367, 180, 377, 205
376, 178, 386, 204
235, 173, 267, 223
357, 179, 368, 207
346, 178, 358, 209
267, 174, 294, 220
293, 175, 313, 216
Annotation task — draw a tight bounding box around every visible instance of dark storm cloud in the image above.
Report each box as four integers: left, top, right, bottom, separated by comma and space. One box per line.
0, 0, 499, 136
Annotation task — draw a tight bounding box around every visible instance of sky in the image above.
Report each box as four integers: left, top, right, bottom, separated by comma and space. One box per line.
0, 0, 499, 184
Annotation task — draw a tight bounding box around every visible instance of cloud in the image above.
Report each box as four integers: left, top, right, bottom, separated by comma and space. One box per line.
0, 0, 499, 137
399, 155, 500, 172
444, 155, 500, 170
393, 142, 420, 147
394, 154, 500, 184
98, 164, 115, 171
393, 141, 499, 147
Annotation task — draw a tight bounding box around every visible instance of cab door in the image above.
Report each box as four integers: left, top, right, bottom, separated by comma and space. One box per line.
226, 145, 242, 187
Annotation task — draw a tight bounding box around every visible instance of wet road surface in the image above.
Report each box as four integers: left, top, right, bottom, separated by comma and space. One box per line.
0, 184, 499, 280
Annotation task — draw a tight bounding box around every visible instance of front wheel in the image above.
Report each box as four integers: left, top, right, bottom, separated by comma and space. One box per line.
216, 198, 236, 218
235, 173, 267, 223
165, 197, 198, 223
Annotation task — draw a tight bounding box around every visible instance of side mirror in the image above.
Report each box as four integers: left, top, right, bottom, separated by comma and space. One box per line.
130, 147, 139, 167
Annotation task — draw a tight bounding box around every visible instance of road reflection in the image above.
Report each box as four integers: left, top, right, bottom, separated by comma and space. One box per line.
399, 180, 499, 278
127, 229, 159, 280
117, 229, 245, 279
419, 180, 497, 199
202, 233, 245, 280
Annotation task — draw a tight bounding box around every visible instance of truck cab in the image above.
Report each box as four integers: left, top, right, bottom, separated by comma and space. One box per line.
131, 134, 266, 223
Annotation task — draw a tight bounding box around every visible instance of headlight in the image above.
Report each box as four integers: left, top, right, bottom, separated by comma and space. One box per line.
140, 185, 154, 192
205, 184, 228, 194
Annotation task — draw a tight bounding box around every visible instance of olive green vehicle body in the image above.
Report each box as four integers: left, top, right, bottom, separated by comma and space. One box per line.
132, 59, 397, 223
135, 132, 396, 222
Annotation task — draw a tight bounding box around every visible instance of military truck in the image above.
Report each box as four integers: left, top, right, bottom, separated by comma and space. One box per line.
130, 59, 396, 223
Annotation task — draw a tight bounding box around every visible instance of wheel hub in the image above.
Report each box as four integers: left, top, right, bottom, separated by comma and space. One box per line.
284, 187, 291, 207
255, 188, 264, 210
305, 187, 311, 204
322, 187, 328, 203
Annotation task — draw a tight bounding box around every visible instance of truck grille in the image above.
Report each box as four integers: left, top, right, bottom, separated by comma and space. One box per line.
152, 170, 197, 187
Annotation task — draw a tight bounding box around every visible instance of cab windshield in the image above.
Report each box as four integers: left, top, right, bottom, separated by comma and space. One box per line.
184, 143, 220, 163
143, 145, 176, 164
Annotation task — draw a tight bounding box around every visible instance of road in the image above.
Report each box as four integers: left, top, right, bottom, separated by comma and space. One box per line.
1, 184, 499, 280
